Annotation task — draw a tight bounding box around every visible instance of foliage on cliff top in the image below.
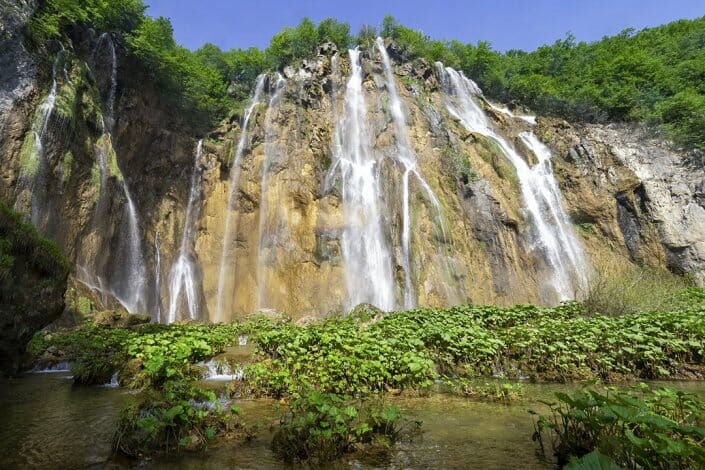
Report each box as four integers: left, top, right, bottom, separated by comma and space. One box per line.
380, 14, 705, 151
27, 3, 705, 148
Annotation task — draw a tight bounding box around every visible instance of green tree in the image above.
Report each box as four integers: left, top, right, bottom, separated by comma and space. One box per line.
316, 18, 352, 50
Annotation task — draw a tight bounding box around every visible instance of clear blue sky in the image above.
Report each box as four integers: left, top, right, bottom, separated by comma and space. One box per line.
144, 0, 704, 52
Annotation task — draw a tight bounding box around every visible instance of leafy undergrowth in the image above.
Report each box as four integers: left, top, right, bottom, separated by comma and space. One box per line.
532, 385, 705, 469
31, 292, 705, 394
271, 390, 418, 464
113, 381, 246, 456
28, 292, 705, 461
248, 297, 705, 397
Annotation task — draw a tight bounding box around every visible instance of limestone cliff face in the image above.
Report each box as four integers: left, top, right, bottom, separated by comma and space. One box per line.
1, 27, 703, 323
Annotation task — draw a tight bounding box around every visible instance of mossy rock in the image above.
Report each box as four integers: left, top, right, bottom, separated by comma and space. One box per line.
0, 202, 70, 375
93, 310, 151, 328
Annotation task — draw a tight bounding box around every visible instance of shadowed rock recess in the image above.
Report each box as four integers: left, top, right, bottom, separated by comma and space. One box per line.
2, 6, 704, 325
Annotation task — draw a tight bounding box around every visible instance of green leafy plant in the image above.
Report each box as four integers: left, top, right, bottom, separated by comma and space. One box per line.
531, 385, 705, 468
271, 390, 415, 464
113, 381, 239, 456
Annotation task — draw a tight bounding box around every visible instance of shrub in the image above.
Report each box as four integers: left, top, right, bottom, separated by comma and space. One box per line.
271, 390, 414, 464
113, 381, 239, 456
582, 258, 692, 316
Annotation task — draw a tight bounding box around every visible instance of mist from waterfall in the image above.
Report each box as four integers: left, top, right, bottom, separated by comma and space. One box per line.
256, 74, 287, 309
326, 48, 396, 311
167, 140, 205, 323
214, 75, 266, 322
436, 65, 588, 300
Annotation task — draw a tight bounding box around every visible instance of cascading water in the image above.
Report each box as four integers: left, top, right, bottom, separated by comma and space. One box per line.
154, 231, 162, 323
214, 75, 266, 322
326, 48, 396, 311
112, 184, 148, 313
437, 65, 588, 300
15, 46, 68, 230
376, 38, 446, 309
93, 34, 148, 313
256, 74, 287, 309
166, 140, 205, 323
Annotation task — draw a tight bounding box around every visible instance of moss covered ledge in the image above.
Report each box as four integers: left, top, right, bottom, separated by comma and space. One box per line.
0, 202, 70, 375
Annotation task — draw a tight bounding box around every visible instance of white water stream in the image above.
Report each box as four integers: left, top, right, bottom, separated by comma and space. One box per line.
437, 65, 588, 300
326, 48, 396, 311
256, 74, 287, 309
214, 75, 266, 322
376, 38, 446, 309
167, 140, 205, 323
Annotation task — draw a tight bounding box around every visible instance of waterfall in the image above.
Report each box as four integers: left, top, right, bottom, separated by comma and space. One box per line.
214, 75, 266, 322
154, 231, 162, 323
376, 38, 446, 309
518, 132, 589, 294
256, 74, 287, 309
112, 184, 148, 313
167, 140, 204, 323
326, 48, 396, 311
437, 65, 588, 300
95, 34, 147, 314
16, 46, 67, 229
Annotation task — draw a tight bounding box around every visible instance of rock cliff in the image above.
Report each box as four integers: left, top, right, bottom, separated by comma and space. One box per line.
1, 11, 703, 324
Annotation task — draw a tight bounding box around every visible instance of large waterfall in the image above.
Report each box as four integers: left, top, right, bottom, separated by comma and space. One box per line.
326, 48, 395, 311
437, 65, 588, 300
75, 35, 148, 314
17, 37, 597, 322
167, 140, 205, 323
215, 75, 266, 322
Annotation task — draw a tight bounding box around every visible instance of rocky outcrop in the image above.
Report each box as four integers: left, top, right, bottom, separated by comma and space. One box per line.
580, 125, 705, 282
0, 202, 70, 375
0, 0, 38, 205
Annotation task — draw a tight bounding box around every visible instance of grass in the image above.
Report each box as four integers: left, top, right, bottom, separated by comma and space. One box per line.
581, 257, 693, 317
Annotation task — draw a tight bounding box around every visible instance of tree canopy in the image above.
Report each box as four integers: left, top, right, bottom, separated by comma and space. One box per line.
26, 3, 705, 149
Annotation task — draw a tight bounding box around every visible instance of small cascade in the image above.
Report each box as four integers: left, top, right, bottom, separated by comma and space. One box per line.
375, 38, 446, 309
437, 66, 588, 300
101, 372, 120, 388
214, 75, 266, 322
166, 140, 205, 323
31, 361, 72, 373
256, 74, 287, 309
201, 359, 244, 381
154, 231, 162, 323
326, 48, 395, 311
